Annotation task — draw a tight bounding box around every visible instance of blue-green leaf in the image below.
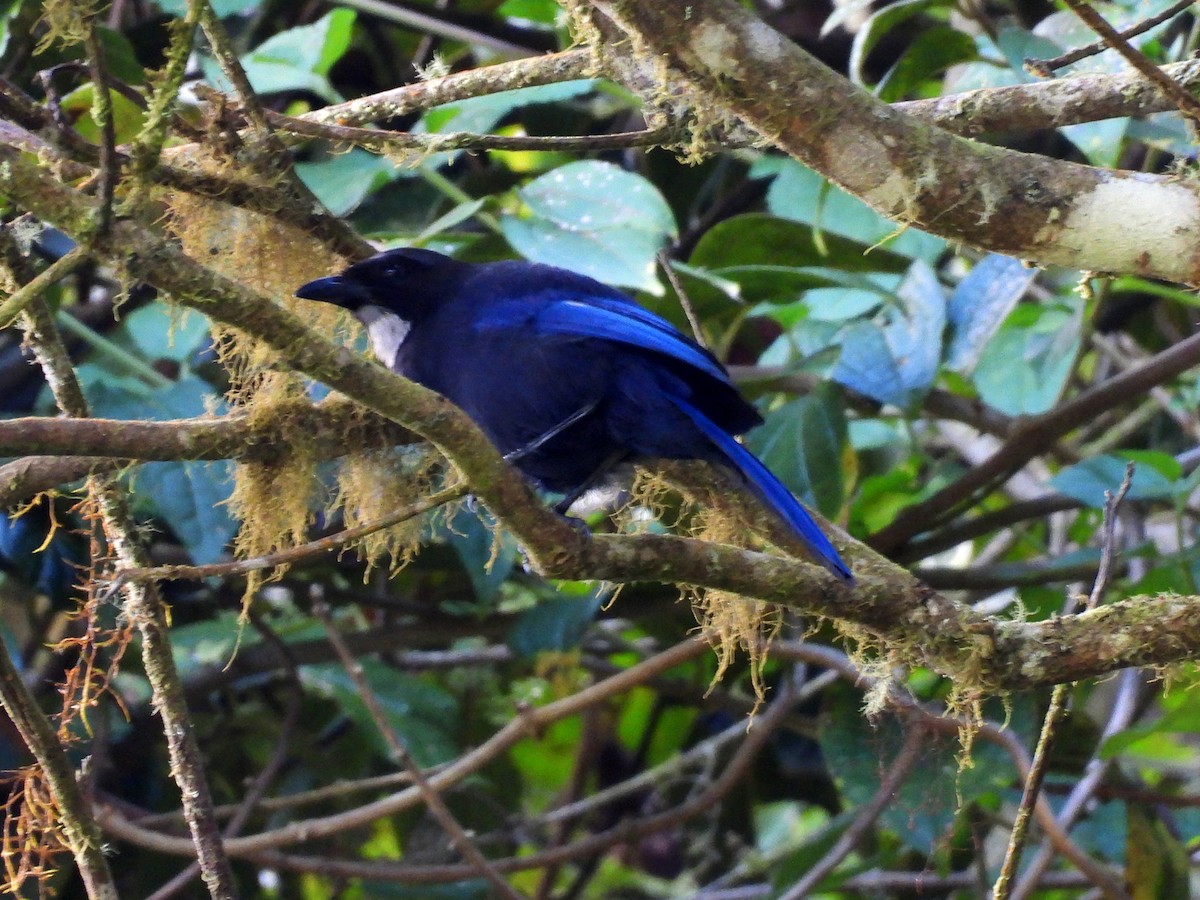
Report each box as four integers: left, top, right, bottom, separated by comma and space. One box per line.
501, 161, 676, 294
85, 376, 236, 565
947, 253, 1035, 373
203, 10, 355, 103
155, 0, 260, 15
1051, 453, 1179, 506
507, 591, 604, 657
301, 661, 459, 766
831, 260, 945, 405
848, 0, 943, 86
875, 26, 978, 102
752, 158, 944, 261
296, 149, 401, 216
972, 303, 1080, 415
746, 385, 848, 515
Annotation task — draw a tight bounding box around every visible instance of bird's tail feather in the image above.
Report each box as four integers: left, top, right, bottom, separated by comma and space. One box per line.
670, 396, 854, 583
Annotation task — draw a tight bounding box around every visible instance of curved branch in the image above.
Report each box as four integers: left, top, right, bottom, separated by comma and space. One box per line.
1, 146, 1198, 690
590, 1, 1200, 282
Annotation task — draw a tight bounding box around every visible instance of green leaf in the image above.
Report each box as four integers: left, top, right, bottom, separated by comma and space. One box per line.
831, 260, 946, 405
848, 0, 943, 86
819, 683, 1025, 855
296, 149, 400, 216
1051, 453, 1180, 507
250, 7, 354, 76
59, 84, 146, 144
507, 591, 603, 657
496, 0, 560, 22
135, 460, 237, 565
300, 661, 459, 767
690, 213, 912, 274
204, 9, 355, 103
746, 384, 848, 515
434, 505, 518, 606
86, 376, 237, 564
972, 303, 1080, 415
501, 161, 676, 294
1061, 117, 1130, 168
423, 80, 597, 135
876, 26, 978, 102
418, 79, 598, 171
119, 303, 212, 364
752, 158, 944, 261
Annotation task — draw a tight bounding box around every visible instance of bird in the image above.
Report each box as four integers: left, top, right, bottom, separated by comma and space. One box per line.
296, 248, 852, 583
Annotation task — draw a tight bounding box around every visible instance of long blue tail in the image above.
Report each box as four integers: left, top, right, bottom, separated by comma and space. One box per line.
671, 396, 854, 583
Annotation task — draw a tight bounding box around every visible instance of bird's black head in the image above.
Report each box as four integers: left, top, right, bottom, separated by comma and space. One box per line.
295, 248, 465, 319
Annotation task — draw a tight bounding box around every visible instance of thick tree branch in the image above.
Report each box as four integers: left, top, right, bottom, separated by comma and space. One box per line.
589, 1, 1200, 282
0, 143, 1197, 691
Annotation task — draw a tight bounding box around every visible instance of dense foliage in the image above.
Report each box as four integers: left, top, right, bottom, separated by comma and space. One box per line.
0, 0, 1198, 897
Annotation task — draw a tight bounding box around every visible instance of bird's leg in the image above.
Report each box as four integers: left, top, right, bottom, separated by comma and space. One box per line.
554, 450, 629, 515
503, 399, 600, 462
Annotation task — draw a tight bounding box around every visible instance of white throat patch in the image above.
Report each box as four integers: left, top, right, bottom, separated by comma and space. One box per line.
357, 305, 412, 369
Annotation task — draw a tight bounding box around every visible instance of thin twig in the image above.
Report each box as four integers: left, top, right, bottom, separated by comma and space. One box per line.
145, 615, 303, 900
14, 246, 237, 898
993, 465, 1133, 900
101, 650, 797, 883
992, 683, 1071, 900
0, 248, 90, 330
81, 18, 117, 238
1026, 0, 1194, 75
1009, 671, 1141, 900
104, 482, 466, 595
658, 250, 709, 349
1084, 462, 1135, 613
96, 638, 711, 856
267, 108, 675, 154
778, 723, 928, 899
130, 0, 200, 178
770, 642, 1128, 897
311, 598, 525, 900
0, 620, 117, 898
1061, 0, 1200, 125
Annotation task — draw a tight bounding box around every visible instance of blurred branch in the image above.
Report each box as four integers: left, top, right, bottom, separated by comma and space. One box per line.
0, 616, 117, 898
99, 637, 712, 856
1062, 0, 1200, 125
15, 248, 236, 898
777, 723, 927, 899
869, 327, 1200, 553
312, 598, 522, 899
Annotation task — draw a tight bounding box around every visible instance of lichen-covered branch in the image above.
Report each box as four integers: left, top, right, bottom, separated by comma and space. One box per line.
1, 141, 1197, 688
589, 0, 1200, 282
0, 401, 412, 470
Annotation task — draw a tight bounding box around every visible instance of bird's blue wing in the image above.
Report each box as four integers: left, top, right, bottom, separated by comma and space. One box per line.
475, 293, 731, 385
670, 395, 854, 583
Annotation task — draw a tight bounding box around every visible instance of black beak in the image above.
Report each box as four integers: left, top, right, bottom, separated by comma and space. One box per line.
295, 275, 372, 308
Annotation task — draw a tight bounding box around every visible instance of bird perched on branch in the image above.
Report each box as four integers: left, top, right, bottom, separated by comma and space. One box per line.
296, 249, 852, 583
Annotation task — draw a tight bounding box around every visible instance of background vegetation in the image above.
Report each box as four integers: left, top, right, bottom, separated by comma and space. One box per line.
0, 0, 1198, 897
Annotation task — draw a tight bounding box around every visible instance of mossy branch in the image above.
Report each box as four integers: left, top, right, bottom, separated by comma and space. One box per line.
2, 142, 1199, 688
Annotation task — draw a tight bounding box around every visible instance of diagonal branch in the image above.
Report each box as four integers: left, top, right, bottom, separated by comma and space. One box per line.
1, 139, 1199, 694
587, 0, 1200, 283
